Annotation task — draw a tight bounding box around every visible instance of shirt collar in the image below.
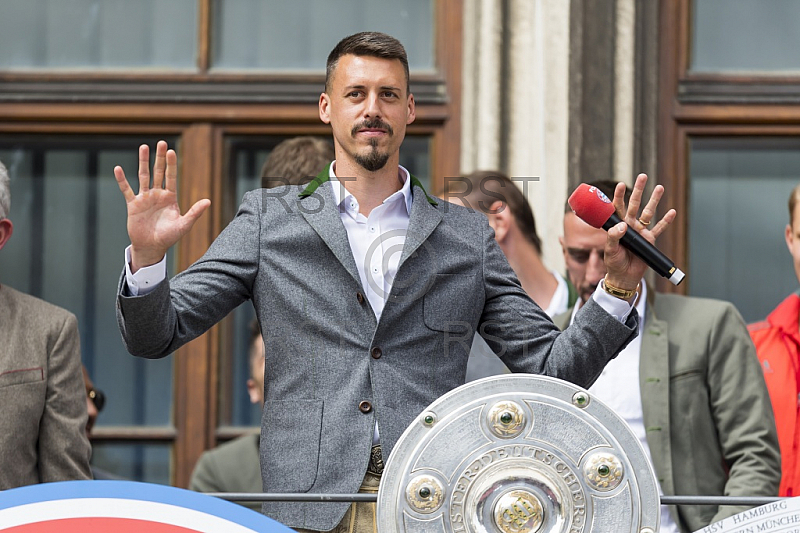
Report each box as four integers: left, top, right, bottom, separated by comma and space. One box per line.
328, 161, 413, 215
767, 291, 800, 338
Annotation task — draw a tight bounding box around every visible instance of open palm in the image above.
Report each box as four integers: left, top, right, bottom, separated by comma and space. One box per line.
114, 141, 210, 272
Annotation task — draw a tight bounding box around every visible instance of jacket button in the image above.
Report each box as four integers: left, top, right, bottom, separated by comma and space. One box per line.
371, 347, 382, 359
359, 401, 372, 413
356, 292, 365, 304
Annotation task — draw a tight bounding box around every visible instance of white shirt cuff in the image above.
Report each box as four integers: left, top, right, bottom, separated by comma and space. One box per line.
124, 245, 167, 296
591, 280, 637, 323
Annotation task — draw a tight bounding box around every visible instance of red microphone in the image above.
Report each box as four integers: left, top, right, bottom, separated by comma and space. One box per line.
568, 184, 685, 285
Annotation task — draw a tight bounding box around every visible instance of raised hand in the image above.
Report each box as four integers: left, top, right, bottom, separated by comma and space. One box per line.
114, 141, 210, 273
603, 173, 676, 293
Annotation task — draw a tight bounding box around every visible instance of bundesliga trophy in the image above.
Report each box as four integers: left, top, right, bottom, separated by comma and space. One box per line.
377, 375, 660, 533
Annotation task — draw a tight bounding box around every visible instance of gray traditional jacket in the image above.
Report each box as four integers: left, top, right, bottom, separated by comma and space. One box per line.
117, 168, 637, 530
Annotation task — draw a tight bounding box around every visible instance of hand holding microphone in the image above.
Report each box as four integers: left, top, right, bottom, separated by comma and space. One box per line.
568, 174, 682, 288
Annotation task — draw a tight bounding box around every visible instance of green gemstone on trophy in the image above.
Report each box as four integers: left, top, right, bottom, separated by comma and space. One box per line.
424, 415, 434, 424
597, 464, 610, 477
419, 487, 431, 498
500, 412, 513, 424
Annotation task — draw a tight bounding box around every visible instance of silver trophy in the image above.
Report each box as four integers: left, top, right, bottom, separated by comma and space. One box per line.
377, 375, 660, 533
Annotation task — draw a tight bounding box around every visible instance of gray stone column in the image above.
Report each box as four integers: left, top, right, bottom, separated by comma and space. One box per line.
462, 0, 571, 269
461, 0, 659, 271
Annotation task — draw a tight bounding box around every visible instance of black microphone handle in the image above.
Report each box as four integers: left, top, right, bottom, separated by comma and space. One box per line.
601, 213, 682, 283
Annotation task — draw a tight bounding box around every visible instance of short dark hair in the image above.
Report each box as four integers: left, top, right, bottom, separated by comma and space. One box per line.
564, 180, 629, 213
260, 137, 335, 189
325, 32, 410, 93
454, 170, 543, 255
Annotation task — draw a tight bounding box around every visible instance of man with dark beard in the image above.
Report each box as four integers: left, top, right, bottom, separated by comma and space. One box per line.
554, 180, 779, 531
114, 32, 673, 532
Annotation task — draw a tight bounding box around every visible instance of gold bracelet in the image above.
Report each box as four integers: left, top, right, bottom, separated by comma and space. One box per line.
601, 276, 640, 300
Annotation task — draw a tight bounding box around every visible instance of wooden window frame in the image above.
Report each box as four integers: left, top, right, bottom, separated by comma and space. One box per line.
0, 0, 462, 487
657, 0, 800, 295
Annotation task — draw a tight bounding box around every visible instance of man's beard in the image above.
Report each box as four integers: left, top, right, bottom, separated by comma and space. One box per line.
354, 139, 390, 172
351, 118, 393, 172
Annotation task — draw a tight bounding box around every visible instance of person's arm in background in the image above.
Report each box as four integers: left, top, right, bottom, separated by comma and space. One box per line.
189, 451, 225, 493
708, 302, 781, 522
38, 312, 92, 482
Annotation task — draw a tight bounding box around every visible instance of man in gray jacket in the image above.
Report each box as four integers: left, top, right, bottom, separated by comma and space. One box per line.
114, 32, 673, 532
0, 159, 91, 489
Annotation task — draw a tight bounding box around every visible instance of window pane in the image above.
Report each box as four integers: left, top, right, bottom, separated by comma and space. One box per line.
399, 136, 432, 192
0, 137, 176, 428
691, 0, 800, 73
219, 134, 431, 427
688, 137, 800, 323
0, 0, 197, 70
91, 442, 171, 484
212, 0, 434, 71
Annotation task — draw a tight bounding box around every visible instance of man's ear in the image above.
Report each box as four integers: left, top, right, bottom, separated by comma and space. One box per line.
319, 93, 332, 124
786, 224, 794, 253
558, 235, 567, 258
489, 200, 510, 243
406, 93, 416, 125
0, 219, 13, 251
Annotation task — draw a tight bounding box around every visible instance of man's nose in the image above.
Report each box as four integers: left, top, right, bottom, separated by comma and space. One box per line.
364, 93, 381, 117
586, 250, 607, 284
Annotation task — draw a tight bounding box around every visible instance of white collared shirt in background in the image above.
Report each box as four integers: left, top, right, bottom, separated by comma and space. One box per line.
544, 269, 570, 317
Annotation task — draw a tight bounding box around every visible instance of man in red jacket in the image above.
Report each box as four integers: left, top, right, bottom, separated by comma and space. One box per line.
750, 183, 800, 496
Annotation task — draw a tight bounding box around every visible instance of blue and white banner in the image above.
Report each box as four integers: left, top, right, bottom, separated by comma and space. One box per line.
0, 480, 295, 532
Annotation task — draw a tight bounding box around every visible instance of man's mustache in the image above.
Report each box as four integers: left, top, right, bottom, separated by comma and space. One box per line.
351, 119, 394, 137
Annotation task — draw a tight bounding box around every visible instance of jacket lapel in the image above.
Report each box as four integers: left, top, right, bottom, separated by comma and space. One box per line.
639, 290, 676, 501
398, 178, 441, 269
297, 166, 361, 285
296, 168, 441, 287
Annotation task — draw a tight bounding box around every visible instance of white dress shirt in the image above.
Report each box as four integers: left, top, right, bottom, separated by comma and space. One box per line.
544, 269, 570, 318
327, 163, 413, 322
328, 162, 413, 444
